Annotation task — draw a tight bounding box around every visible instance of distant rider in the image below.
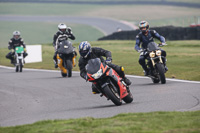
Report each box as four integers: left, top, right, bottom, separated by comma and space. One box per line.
53, 23, 76, 68
78, 41, 132, 94
135, 21, 168, 76
6, 31, 28, 64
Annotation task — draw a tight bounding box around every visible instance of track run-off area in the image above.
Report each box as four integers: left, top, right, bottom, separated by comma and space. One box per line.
0, 65, 200, 127
0, 15, 136, 36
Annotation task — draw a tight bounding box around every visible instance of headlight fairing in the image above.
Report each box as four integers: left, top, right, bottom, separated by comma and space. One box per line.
149, 52, 155, 58
156, 50, 161, 56
92, 69, 103, 79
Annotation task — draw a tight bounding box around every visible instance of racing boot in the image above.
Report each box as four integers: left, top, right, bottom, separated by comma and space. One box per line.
11, 59, 15, 64
165, 66, 168, 72
53, 55, 58, 68
123, 77, 132, 86
120, 67, 132, 86
54, 60, 58, 68
144, 70, 150, 76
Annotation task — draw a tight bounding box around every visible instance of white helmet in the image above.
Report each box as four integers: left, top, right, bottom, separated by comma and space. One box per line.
58, 23, 67, 33
13, 31, 21, 40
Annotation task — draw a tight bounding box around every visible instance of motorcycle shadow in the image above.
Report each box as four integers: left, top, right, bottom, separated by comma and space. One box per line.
91, 102, 134, 109
134, 83, 162, 86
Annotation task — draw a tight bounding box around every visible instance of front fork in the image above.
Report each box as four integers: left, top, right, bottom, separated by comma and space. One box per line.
151, 56, 163, 67
15, 53, 24, 66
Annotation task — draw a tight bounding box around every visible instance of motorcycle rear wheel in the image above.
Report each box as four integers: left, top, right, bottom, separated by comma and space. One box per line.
123, 92, 133, 103
104, 85, 122, 106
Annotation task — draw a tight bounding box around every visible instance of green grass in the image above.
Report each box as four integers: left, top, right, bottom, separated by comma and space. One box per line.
1, 40, 200, 81
0, 3, 199, 23
0, 111, 199, 133
0, 21, 104, 47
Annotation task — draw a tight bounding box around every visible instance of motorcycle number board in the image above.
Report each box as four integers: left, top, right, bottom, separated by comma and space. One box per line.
15, 47, 24, 53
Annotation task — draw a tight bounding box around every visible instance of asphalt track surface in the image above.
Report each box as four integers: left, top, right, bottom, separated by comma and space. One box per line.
0, 15, 135, 35
0, 66, 200, 127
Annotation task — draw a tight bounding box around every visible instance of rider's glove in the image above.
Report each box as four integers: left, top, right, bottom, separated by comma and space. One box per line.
11, 49, 14, 53
159, 43, 167, 47
106, 57, 112, 64
24, 48, 27, 52
67, 27, 72, 34
137, 49, 143, 53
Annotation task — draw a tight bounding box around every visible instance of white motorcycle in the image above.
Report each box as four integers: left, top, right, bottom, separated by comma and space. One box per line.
14, 46, 24, 72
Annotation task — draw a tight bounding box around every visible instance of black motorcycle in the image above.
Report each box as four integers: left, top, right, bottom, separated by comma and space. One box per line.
57, 40, 75, 77
144, 42, 167, 84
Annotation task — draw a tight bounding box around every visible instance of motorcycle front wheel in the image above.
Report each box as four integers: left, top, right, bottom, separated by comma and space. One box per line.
156, 63, 166, 84
66, 60, 72, 77
103, 84, 122, 106
19, 59, 23, 72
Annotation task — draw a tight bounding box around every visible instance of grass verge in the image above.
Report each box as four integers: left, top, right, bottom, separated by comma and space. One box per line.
0, 111, 199, 133
0, 40, 200, 81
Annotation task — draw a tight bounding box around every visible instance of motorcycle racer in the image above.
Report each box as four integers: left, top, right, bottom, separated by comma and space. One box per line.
78, 41, 132, 94
53, 23, 76, 68
6, 31, 28, 64
135, 21, 168, 76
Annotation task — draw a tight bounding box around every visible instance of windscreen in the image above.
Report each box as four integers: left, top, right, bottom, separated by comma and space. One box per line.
57, 40, 74, 54
86, 58, 101, 74
147, 42, 160, 51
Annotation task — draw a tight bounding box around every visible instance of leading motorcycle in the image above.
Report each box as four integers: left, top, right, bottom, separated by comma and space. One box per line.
86, 58, 133, 106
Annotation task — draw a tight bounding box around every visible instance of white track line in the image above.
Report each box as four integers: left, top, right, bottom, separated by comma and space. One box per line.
1, 65, 200, 84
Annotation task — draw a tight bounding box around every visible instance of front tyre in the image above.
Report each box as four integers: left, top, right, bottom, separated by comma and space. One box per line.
103, 85, 122, 106
19, 59, 23, 72
66, 60, 72, 77
156, 63, 166, 84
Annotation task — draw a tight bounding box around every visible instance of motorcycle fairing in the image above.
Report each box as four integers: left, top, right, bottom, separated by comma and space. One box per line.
87, 62, 108, 82
106, 68, 128, 99
57, 54, 67, 74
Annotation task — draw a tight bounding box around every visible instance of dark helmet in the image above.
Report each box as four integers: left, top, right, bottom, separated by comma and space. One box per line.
13, 31, 21, 40
79, 41, 91, 58
139, 21, 149, 34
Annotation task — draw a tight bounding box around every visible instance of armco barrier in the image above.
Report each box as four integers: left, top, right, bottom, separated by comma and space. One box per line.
98, 26, 200, 41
